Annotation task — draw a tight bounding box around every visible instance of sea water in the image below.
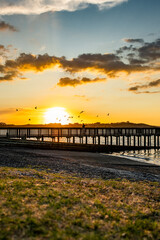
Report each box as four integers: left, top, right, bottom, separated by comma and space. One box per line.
29, 136, 160, 166
110, 149, 160, 166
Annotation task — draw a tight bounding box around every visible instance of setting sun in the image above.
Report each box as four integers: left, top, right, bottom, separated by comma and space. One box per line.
44, 107, 70, 125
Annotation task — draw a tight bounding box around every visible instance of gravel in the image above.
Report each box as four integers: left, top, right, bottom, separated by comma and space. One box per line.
0, 146, 160, 182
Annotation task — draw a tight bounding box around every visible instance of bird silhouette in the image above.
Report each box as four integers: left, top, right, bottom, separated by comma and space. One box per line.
16, 109, 18, 111
35, 106, 37, 110
80, 111, 84, 114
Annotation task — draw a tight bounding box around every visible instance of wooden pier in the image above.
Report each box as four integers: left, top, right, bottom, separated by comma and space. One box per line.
0, 127, 160, 149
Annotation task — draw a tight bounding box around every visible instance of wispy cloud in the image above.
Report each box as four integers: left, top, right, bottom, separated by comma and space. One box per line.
124, 38, 144, 44
57, 77, 106, 87
128, 79, 160, 94
0, 0, 128, 15
0, 21, 18, 32
74, 95, 90, 101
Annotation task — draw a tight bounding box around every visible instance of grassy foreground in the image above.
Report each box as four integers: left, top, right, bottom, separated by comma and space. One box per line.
0, 167, 160, 240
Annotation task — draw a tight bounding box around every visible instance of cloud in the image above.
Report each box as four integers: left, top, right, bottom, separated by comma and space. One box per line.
57, 77, 106, 87
0, 108, 15, 115
0, 44, 13, 58
0, 52, 59, 81
11, 53, 59, 71
138, 38, 160, 61
1, 37, 160, 84
124, 38, 144, 44
0, 45, 8, 57
118, 38, 160, 66
0, 0, 128, 15
129, 90, 160, 94
0, 51, 147, 83
58, 53, 146, 77
0, 21, 18, 32
0, 63, 23, 81
128, 79, 160, 93
74, 95, 90, 101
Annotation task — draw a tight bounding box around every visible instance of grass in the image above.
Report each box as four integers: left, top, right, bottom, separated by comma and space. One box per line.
0, 167, 160, 240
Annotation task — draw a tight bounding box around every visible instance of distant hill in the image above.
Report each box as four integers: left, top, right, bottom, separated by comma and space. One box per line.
82, 122, 157, 128
1, 121, 159, 128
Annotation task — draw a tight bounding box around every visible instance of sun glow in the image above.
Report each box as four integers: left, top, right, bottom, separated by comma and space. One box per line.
44, 107, 70, 125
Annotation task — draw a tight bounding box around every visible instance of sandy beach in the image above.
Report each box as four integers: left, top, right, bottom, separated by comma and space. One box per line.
0, 145, 160, 182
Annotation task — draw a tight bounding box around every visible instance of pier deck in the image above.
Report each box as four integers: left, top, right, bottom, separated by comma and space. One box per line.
0, 127, 160, 149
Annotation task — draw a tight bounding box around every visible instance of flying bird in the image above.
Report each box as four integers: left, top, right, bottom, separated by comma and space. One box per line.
80, 111, 84, 114
16, 109, 18, 111
35, 106, 37, 110
107, 113, 110, 116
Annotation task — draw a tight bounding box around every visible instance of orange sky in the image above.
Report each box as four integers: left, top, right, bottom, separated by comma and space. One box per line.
0, 0, 160, 126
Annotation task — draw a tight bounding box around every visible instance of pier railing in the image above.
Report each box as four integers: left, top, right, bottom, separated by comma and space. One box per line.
0, 127, 160, 148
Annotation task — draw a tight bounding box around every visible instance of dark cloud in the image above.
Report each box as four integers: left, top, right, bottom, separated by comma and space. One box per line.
0, 21, 18, 32
1, 38, 160, 85
0, 66, 22, 82
13, 53, 59, 71
116, 45, 137, 55
138, 39, 160, 61
128, 58, 147, 65
58, 53, 146, 77
0, 51, 148, 83
0, 53, 59, 81
128, 79, 160, 93
120, 38, 160, 67
124, 38, 144, 44
57, 77, 106, 87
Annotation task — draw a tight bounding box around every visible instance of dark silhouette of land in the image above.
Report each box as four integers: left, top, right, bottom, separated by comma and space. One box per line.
0, 121, 158, 128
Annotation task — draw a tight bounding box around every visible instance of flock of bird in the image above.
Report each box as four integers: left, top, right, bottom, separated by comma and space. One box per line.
16, 107, 110, 123
16, 106, 38, 122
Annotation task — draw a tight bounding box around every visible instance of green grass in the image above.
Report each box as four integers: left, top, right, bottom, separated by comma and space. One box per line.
0, 167, 160, 240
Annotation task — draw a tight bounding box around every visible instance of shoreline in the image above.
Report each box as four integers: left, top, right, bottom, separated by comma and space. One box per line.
0, 142, 160, 182
103, 152, 160, 166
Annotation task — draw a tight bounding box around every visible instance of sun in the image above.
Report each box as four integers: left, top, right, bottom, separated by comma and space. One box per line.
44, 107, 70, 125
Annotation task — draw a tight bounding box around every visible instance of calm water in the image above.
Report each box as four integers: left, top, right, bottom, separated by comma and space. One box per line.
110, 149, 160, 166
27, 136, 160, 166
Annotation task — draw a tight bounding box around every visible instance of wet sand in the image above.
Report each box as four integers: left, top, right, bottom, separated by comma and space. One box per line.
0, 145, 160, 182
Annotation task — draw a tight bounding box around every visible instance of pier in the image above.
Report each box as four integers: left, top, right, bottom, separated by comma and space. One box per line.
0, 126, 160, 149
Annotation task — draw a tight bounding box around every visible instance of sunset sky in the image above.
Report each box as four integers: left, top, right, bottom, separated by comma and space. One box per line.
0, 0, 160, 125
